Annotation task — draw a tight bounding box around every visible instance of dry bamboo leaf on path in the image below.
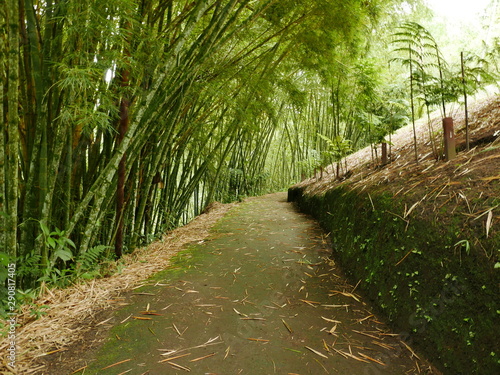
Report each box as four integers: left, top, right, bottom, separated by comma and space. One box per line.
282, 319, 293, 333
167, 361, 191, 371
358, 352, 386, 366
322, 339, 330, 352
486, 210, 493, 237
190, 352, 217, 362
96, 317, 114, 326
173, 323, 183, 336
343, 351, 370, 363
325, 325, 337, 335
70, 365, 87, 374
321, 316, 342, 323
371, 340, 395, 350
354, 314, 374, 324
395, 249, 414, 266
272, 301, 287, 308
158, 353, 191, 363
480, 175, 500, 182
352, 330, 380, 339
332, 348, 348, 358
233, 308, 248, 317
240, 317, 266, 321
305, 346, 329, 359
401, 340, 421, 360
247, 338, 270, 342
34, 348, 67, 358
328, 291, 360, 302
188, 336, 224, 349
120, 314, 133, 323
472, 204, 500, 220
314, 357, 330, 373
101, 358, 132, 370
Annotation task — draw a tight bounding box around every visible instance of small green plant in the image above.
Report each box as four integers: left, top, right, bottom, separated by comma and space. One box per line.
454, 239, 471, 264
29, 304, 51, 319
454, 239, 471, 255
0, 252, 9, 284
37, 221, 76, 268
75, 245, 113, 279
15, 289, 51, 320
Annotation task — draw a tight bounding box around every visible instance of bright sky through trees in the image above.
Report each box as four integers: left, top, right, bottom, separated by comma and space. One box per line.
426, 0, 490, 22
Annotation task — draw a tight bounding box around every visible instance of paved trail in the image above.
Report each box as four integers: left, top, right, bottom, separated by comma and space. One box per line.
62, 193, 434, 374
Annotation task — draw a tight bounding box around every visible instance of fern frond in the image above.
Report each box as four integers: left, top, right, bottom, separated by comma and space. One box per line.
77, 245, 111, 271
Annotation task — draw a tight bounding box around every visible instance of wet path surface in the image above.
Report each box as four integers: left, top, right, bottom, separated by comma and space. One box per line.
78, 193, 432, 374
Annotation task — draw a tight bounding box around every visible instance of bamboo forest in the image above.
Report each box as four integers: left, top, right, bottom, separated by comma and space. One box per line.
2, 0, 500, 337
0, 0, 500, 375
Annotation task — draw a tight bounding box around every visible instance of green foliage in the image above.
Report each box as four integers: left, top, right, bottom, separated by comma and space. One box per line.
391, 21, 449, 113
456, 52, 498, 95
0, 252, 8, 283
0, 252, 10, 317
317, 133, 352, 164
37, 222, 76, 265
485, 38, 500, 85
75, 245, 113, 279
375, 87, 410, 139
16, 250, 42, 287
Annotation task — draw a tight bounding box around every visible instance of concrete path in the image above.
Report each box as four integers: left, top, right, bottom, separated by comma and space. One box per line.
64, 193, 434, 374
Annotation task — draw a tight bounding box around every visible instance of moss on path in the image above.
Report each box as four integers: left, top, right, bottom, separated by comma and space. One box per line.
58, 193, 437, 374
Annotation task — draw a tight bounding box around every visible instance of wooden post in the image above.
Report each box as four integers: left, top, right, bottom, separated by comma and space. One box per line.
381, 142, 388, 165
442, 117, 456, 161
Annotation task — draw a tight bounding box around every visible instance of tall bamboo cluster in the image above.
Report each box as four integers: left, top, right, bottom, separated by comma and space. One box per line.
1, 0, 390, 289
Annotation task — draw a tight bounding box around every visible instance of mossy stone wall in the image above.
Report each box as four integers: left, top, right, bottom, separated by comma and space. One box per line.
288, 185, 499, 375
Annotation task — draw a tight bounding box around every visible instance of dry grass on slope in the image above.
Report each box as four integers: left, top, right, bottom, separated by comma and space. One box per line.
299, 95, 500, 199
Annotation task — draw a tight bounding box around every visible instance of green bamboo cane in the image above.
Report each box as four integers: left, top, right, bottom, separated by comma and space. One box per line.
6, 0, 20, 259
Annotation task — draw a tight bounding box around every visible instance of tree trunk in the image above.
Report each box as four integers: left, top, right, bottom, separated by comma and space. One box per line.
115, 85, 130, 259
381, 142, 388, 165
0, 81, 4, 249
6, 0, 20, 258
461, 51, 470, 151
409, 44, 418, 163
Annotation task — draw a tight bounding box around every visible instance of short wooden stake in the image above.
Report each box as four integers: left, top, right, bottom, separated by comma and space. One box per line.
442, 117, 456, 161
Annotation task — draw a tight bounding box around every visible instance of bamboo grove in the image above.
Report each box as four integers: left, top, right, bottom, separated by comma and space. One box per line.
1, 0, 499, 294
0, 0, 391, 290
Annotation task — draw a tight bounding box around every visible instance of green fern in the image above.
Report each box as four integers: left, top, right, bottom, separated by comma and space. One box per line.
76, 245, 111, 273
17, 250, 42, 278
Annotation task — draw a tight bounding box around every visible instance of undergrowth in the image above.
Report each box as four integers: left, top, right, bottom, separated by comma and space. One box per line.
0, 244, 120, 331
289, 184, 500, 375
